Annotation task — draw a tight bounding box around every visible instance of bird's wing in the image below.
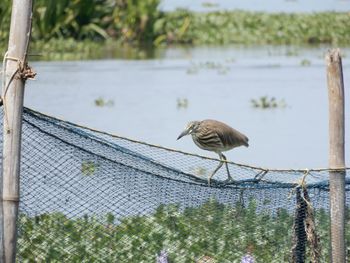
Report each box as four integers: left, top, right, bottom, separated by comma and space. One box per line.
195, 124, 225, 149
205, 120, 249, 148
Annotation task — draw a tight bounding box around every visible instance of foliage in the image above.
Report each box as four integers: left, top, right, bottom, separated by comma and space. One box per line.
81, 161, 98, 176
202, 2, 220, 8
300, 59, 311, 66
94, 97, 114, 107
154, 10, 350, 46
32, 0, 162, 42
153, 9, 193, 45
187, 61, 231, 75
2, 1, 350, 60
31, 0, 162, 42
176, 98, 189, 109
16, 199, 346, 262
2, 0, 350, 50
32, 0, 114, 41
28, 38, 105, 61
1, 0, 162, 45
0, 0, 11, 44
112, 0, 161, 43
251, 96, 287, 109
22, 39, 156, 61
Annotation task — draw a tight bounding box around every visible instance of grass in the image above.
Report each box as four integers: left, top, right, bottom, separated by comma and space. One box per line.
16, 198, 349, 262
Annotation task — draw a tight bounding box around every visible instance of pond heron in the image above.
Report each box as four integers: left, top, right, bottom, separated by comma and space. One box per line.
177, 120, 249, 185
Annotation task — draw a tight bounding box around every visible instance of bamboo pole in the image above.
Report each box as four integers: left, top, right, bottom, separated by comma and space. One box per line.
326, 49, 346, 263
1, 0, 33, 262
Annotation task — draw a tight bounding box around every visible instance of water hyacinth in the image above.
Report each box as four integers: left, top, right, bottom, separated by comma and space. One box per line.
2, 1, 350, 52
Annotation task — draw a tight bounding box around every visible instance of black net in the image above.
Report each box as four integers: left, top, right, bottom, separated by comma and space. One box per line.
0, 108, 349, 262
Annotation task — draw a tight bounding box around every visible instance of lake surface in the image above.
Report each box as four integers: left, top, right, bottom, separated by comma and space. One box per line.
4, 45, 350, 169
161, 0, 350, 13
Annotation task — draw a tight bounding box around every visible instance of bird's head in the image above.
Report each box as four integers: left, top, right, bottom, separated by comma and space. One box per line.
177, 121, 201, 140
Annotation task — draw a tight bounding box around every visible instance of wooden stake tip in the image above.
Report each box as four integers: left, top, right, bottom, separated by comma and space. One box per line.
325, 48, 342, 65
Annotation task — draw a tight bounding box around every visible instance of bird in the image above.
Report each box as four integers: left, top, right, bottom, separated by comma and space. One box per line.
177, 119, 249, 185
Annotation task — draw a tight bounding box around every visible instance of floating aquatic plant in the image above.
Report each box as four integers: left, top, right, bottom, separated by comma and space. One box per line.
187, 61, 231, 75
177, 98, 189, 109
202, 2, 220, 8
94, 97, 114, 107
251, 96, 287, 109
300, 59, 311, 66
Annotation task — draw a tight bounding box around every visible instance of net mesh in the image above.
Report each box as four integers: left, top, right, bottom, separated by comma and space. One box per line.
0, 107, 348, 262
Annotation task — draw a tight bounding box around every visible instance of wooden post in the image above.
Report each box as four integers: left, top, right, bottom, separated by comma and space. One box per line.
1, 0, 33, 262
326, 49, 346, 263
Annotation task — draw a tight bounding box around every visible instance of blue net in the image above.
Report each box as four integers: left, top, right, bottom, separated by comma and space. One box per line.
0, 107, 348, 262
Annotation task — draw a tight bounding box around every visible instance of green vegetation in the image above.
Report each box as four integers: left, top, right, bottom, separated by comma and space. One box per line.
201, 2, 220, 8
32, 0, 160, 43
176, 98, 189, 109
27, 39, 159, 60
187, 61, 231, 75
1, 0, 350, 60
300, 58, 312, 66
0, 0, 11, 44
81, 161, 98, 176
251, 96, 287, 109
0, 0, 162, 60
94, 97, 114, 107
159, 10, 350, 46
17, 199, 348, 262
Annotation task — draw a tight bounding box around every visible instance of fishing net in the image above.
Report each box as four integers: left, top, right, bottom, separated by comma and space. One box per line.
0, 107, 348, 262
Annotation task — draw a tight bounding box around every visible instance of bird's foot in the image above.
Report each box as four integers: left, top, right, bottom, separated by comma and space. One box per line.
223, 176, 236, 185
207, 178, 212, 187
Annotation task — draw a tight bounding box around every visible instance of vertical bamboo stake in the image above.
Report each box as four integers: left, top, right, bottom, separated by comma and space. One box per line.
326, 49, 346, 263
1, 0, 33, 262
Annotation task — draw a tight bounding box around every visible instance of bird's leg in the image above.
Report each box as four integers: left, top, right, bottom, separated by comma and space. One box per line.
221, 153, 234, 183
208, 158, 224, 186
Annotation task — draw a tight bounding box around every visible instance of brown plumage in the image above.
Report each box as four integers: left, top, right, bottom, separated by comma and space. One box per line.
177, 119, 249, 185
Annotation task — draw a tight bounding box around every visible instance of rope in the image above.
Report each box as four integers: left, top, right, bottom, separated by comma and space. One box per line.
287, 170, 321, 207
24, 107, 350, 174
2, 51, 20, 131
298, 170, 313, 207
1, 52, 36, 132
1, 195, 20, 202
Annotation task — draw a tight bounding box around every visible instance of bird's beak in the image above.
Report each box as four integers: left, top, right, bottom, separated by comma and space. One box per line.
177, 129, 189, 140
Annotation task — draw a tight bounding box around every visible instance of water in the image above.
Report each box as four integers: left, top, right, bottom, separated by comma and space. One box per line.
160, 0, 350, 13
13, 46, 350, 169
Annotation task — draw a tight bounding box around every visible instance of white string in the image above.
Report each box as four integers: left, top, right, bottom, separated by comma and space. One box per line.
1, 51, 21, 132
